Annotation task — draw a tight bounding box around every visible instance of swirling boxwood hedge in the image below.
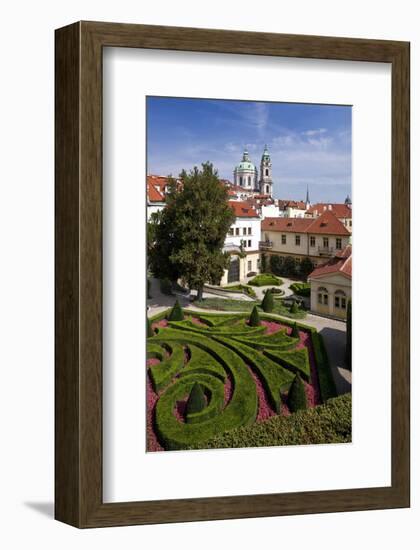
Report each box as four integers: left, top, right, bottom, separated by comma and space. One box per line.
147, 309, 337, 450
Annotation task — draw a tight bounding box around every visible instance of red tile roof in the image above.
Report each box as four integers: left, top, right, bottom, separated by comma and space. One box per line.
147, 175, 182, 202
309, 247, 352, 280
262, 211, 350, 236
306, 203, 352, 219
229, 201, 260, 218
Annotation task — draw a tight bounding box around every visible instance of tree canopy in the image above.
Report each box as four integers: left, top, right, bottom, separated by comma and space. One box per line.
148, 163, 235, 300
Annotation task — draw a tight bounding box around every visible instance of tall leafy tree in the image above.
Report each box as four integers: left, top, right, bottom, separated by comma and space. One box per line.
149, 163, 235, 301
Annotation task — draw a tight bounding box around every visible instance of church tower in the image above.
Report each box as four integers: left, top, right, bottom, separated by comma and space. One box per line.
259, 145, 273, 197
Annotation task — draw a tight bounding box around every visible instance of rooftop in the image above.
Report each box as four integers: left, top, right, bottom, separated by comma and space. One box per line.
262, 210, 351, 236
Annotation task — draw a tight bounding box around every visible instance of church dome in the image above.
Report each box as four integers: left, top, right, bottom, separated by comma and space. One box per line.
235, 150, 256, 173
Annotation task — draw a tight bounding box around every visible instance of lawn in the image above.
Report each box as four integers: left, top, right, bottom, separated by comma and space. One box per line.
194, 297, 307, 319
146, 307, 338, 451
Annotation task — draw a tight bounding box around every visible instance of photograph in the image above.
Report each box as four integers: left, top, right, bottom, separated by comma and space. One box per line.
146, 96, 352, 452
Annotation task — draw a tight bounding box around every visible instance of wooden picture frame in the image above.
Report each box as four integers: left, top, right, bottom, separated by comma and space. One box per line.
55, 21, 410, 528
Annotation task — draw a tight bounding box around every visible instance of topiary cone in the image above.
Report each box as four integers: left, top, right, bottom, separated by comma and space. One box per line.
261, 289, 274, 313
288, 374, 307, 412
186, 382, 207, 418
168, 299, 184, 321
291, 322, 299, 338
249, 305, 261, 327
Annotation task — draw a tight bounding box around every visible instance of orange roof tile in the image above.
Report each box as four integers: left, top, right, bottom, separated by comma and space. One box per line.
229, 201, 260, 218
262, 211, 350, 236
309, 248, 352, 280
306, 203, 352, 218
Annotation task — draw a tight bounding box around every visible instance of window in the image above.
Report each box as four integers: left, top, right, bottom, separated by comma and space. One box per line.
248, 240, 251, 247
265, 168, 269, 176
243, 227, 247, 236
310, 236, 315, 247
323, 237, 329, 248
281, 234, 286, 245
349, 220, 352, 227
295, 235, 301, 246
240, 176, 243, 186
247, 260, 252, 271
235, 228, 239, 236
266, 185, 269, 194
318, 287, 329, 306
336, 238, 342, 249
335, 290, 347, 309
247, 227, 251, 235
248, 176, 251, 187
228, 228, 234, 236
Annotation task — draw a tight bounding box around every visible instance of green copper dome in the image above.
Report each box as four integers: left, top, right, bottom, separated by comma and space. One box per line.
235, 149, 256, 172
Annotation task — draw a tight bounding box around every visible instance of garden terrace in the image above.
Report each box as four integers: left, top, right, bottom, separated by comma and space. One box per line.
147, 309, 337, 451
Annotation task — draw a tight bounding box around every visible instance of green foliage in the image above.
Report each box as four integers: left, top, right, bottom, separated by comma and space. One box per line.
249, 305, 260, 327
288, 374, 308, 412
147, 279, 152, 299
160, 278, 173, 295
261, 253, 267, 272
188, 393, 352, 449
261, 289, 274, 313
147, 317, 154, 338
299, 257, 315, 279
291, 322, 299, 338
149, 163, 235, 300
221, 284, 256, 298
186, 382, 207, 417
168, 299, 184, 321
290, 282, 310, 297
147, 342, 185, 392
195, 297, 306, 319
311, 331, 337, 402
248, 273, 283, 287
290, 301, 299, 314
264, 348, 311, 382
346, 299, 352, 370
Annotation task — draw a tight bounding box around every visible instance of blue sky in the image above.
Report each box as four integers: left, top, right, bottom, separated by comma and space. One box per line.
146, 97, 351, 203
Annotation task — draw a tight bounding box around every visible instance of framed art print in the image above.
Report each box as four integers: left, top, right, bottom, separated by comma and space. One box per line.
55, 21, 410, 527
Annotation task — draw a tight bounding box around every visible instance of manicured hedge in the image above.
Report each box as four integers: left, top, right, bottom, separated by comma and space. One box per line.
214, 335, 294, 412
249, 306, 261, 327
264, 347, 311, 382
311, 331, 337, 402
261, 289, 274, 313
187, 393, 351, 449
147, 341, 185, 392
290, 282, 310, 297
153, 332, 258, 450
248, 273, 283, 287
168, 299, 184, 321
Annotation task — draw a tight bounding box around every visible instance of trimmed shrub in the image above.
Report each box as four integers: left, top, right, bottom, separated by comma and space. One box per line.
168, 299, 184, 321
249, 305, 261, 327
248, 273, 283, 287
290, 301, 299, 314
186, 382, 207, 417
290, 282, 310, 297
261, 289, 274, 313
160, 278, 172, 295
288, 374, 307, 412
291, 322, 299, 338
147, 317, 154, 337
299, 257, 315, 279
188, 393, 351, 449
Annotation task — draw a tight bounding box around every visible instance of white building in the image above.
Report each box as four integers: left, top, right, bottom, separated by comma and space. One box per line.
220, 201, 261, 285
308, 245, 352, 319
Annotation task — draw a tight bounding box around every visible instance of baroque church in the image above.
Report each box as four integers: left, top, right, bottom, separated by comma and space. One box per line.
233, 146, 273, 197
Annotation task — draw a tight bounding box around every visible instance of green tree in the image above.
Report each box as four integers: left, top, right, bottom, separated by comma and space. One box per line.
261, 253, 267, 272
168, 299, 184, 321
149, 163, 235, 301
249, 305, 261, 327
345, 298, 352, 370
288, 374, 307, 412
299, 257, 315, 280
283, 256, 297, 277
186, 382, 207, 417
261, 289, 274, 313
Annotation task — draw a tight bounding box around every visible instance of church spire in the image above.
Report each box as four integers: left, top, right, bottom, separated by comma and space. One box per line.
305, 185, 310, 207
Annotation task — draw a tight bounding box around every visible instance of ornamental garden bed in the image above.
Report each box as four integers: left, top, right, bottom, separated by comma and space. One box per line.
248, 273, 283, 287
146, 306, 340, 451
